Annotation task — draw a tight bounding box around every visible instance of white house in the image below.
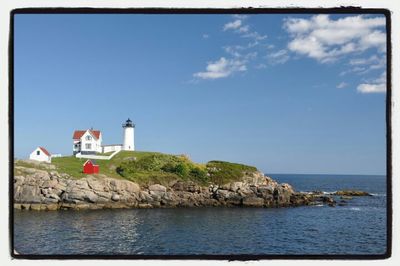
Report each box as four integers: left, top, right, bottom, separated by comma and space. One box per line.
72, 119, 135, 156
29, 147, 51, 163
72, 129, 103, 155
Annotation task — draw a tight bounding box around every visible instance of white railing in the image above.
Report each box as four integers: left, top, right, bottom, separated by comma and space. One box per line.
75, 149, 121, 160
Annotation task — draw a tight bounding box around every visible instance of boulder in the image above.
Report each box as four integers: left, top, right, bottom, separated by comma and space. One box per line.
149, 190, 163, 201
73, 180, 89, 190
149, 184, 167, 193
47, 193, 61, 201
335, 190, 371, 196
42, 197, 59, 204
86, 177, 107, 191
41, 179, 59, 189
257, 185, 274, 197
32, 170, 50, 181
15, 185, 42, 203
225, 195, 242, 206
215, 189, 231, 200
242, 197, 264, 207
139, 191, 153, 202
85, 191, 99, 203
111, 194, 120, 201
14, 176, 25, 186
321, 196, 336, 205
280, 183, 294, 194
94, 191, 112, 201
110, 179, 140, 193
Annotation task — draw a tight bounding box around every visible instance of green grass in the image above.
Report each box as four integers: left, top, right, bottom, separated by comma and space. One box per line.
28, 151, 258, 185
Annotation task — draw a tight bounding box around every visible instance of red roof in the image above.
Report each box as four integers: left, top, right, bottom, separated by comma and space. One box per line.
83, 159, 98, 166
39, 147, 50, 156
73, 130, 101, 140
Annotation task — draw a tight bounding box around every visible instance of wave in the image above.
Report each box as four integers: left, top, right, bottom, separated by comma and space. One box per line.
370, 193, 386, 196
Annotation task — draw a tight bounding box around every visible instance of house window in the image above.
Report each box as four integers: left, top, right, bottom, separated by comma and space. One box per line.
74, 144, 78, 148
37, 150, 40, 155
85, 143, 92, 149
86, 135, 92, 141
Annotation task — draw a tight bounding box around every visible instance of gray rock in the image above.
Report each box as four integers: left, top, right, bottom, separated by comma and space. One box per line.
94, 190, 112, 200
42, 197, 59, 203
110, 179, 140, 193
242, 197, 264, 207
149, 190, 163, 201
111, 194, 120, 201
84, 191, 99, 203
86, 177, 106, 191
32, 170, 51, 181
149, 184, 167, 192
73, 180, 89, 190
14, 176, 25, 185
16, 185, 42, 203
139, 191, 153, 202
225, 195, 242, 206
48, 193, 61, 201
41, 179, 58, 189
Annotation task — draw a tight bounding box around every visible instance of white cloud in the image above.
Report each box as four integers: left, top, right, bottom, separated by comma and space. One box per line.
267, 49, 290, 64
241, 31, 267, 41
357, 83, 386, 93
284, 15, 386, 63
357, 72, 386, 93
193, 57, 247, 80
341, 55, 385, 76
224, 17, 267, 43
336, 82, 348, 89
223, 19, 242, 31
202, 34, 209, 39
238, 25, 249, 33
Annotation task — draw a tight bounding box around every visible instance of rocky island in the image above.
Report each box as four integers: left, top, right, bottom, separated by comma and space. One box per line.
13, 151, 369, 210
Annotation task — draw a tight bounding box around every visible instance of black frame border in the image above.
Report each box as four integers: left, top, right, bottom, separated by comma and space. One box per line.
8, 6, 392, 261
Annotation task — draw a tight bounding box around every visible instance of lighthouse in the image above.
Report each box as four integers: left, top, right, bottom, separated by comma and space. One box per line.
122, 118, 135, 151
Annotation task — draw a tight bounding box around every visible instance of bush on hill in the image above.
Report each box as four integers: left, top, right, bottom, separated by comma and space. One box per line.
115, 153, 210, 184
206, 160, 258, 185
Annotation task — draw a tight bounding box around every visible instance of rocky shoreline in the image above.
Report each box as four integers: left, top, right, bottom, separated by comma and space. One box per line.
14, 164, 369, 211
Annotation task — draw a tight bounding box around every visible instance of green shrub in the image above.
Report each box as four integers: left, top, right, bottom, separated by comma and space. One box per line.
174, 163, 190, 177
206, 160, 257, 185
189, 166, 209, 183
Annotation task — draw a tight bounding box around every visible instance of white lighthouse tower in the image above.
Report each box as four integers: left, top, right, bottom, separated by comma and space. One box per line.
122, 118, 135, 151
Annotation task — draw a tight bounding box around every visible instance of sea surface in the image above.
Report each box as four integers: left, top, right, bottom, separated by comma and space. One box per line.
13, 174, 387, 256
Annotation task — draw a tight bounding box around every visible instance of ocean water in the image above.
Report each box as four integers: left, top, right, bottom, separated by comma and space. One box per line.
13, 174, 387, 256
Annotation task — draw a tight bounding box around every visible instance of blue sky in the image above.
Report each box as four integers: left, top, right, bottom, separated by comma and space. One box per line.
14, 13, 387, 175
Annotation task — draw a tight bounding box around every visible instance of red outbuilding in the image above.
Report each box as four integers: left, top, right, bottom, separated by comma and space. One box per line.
83, 160, 99, 174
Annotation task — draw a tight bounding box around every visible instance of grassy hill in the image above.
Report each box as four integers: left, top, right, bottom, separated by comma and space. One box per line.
43, 151, 257, 186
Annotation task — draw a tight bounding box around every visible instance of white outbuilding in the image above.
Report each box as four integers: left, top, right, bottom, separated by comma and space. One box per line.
29, 147, 51, 163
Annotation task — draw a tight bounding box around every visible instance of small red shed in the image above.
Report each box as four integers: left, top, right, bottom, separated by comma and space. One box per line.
83, 160, 99, 174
